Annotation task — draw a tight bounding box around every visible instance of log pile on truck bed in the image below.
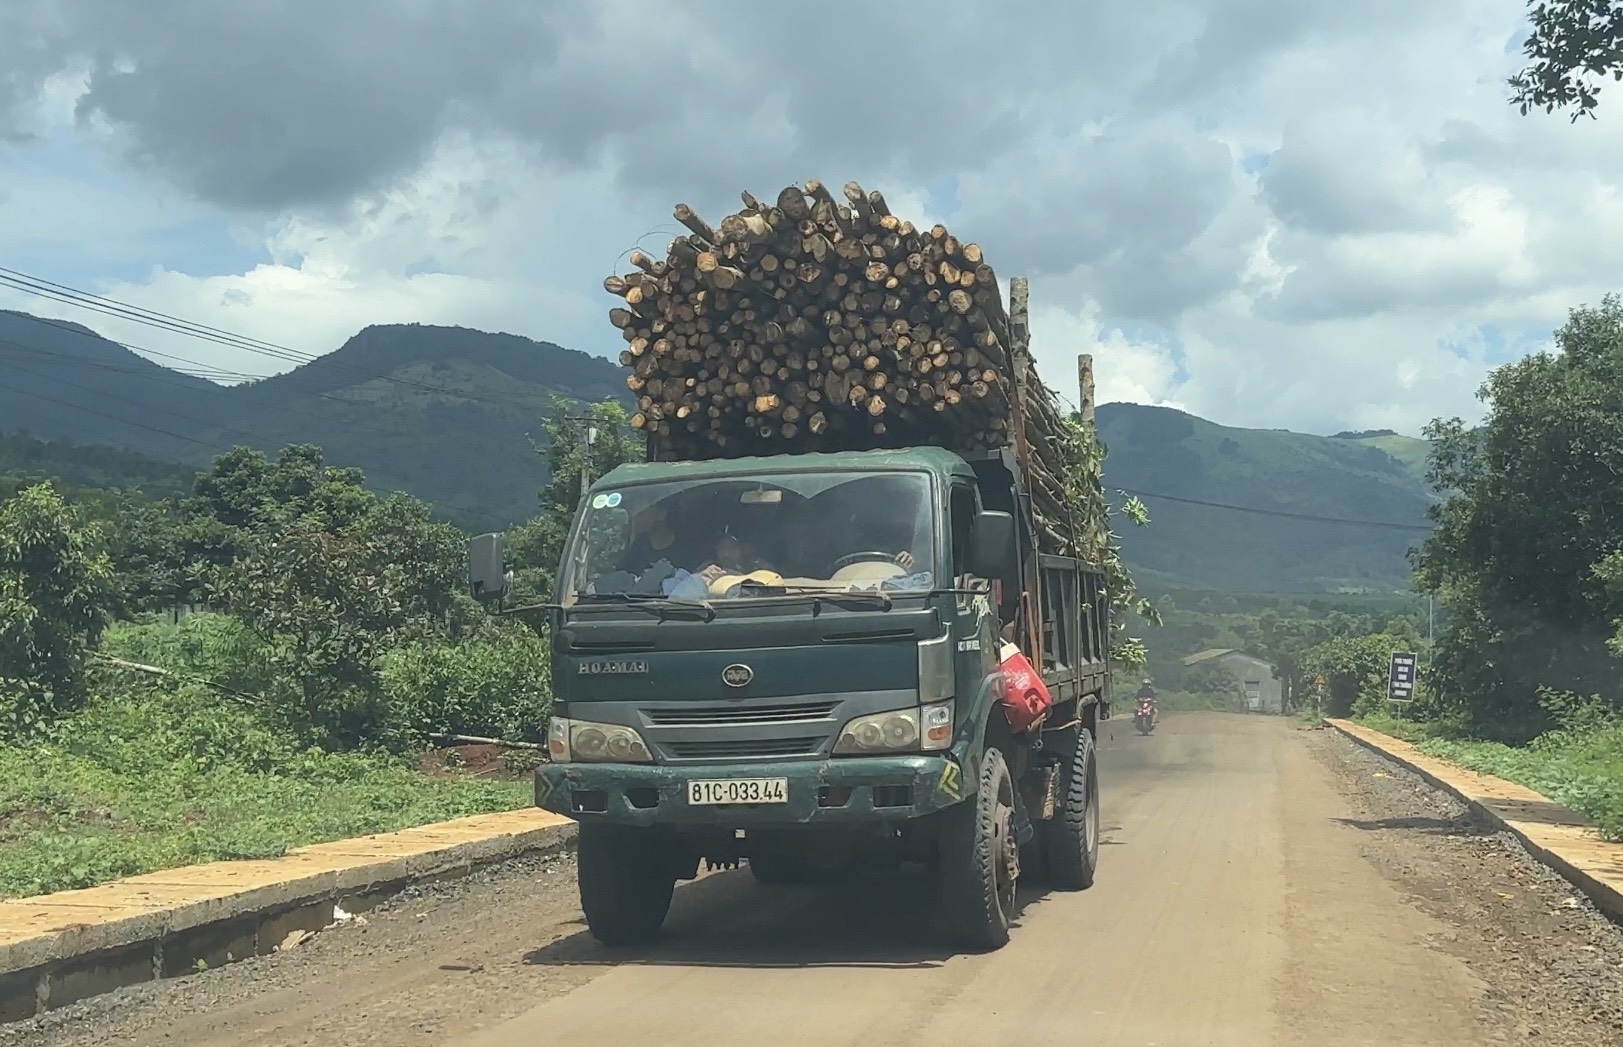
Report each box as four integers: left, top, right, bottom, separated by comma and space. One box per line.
604, 180, 1107, 559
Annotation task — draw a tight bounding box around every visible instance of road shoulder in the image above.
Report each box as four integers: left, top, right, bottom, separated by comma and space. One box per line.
0, 809, 574, 1023
1307, 724, 1623, 1041
1328, 717, 1623, 923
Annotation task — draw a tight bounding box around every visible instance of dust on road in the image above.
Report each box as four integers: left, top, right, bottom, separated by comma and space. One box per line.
7, 713, 1622, 1046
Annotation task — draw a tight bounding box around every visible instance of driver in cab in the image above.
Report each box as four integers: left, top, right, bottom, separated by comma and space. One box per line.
694, 529, 919, 596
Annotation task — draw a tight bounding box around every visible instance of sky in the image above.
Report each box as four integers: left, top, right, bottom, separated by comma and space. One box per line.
0, 0, 1616, 437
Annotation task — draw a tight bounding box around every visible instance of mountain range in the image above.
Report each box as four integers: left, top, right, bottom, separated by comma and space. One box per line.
0, 309, 1436, 592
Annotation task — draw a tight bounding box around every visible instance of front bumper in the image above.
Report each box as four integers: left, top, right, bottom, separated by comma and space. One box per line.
535, 752, 970, 827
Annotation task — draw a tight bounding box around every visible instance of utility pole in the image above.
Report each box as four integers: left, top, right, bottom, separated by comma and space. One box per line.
565, 414, 600, 507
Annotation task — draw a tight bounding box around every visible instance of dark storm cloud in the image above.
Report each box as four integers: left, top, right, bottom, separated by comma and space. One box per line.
1259, 113, 1450, 237
0, 0, 1265, 212
952, 119, 1246, 321
1, 1, 572, 210
4, 0, 1509, 339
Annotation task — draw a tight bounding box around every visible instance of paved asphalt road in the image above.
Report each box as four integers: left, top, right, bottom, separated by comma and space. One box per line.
15, 712, 1623, 1047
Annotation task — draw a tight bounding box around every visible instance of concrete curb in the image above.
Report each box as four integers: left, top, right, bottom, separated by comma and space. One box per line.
1326, 719, 1623, 924
0, 808, 576, 1022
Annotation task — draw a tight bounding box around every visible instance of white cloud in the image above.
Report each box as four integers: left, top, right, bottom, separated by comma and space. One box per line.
1028, 300, 1184, 412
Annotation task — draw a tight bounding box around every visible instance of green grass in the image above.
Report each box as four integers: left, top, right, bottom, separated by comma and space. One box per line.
1345, 433, 1433, 475
0, 617, 535, 899
0, 733, 525, 896
1358, 713, 1623, 841
0, 742, 529, 899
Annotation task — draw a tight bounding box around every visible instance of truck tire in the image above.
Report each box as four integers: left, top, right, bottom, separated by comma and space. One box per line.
1042, 722, 1100, 891
576, 823, 676, 946
938, 747, 1019, 951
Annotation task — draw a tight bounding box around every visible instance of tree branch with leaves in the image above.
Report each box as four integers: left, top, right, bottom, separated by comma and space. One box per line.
1510, 1, 1623, 119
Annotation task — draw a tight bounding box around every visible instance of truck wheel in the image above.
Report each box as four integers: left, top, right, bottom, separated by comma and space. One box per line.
576, 823, 676, 946
939, 747, 1019, 951
1042, 722, 1100, 891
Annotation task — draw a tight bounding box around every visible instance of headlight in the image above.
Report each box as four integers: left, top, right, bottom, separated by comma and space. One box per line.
835, 701, 954, 755
547, 717, 653, 764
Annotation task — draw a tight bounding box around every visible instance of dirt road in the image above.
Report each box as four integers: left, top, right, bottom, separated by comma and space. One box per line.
9, 713, 1623, 1046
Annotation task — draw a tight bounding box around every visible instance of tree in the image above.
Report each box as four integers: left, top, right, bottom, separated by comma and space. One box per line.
1416, 295, 1623, 738
1298, 634, 1396, 719
509, 398, 642, 601
207, 494, 467, 750
1510, 1, 1623, 119
1064, 412, 1158, 669
97, 493, 191, 616
0, 484, 114, 735
192, 444, 373, 532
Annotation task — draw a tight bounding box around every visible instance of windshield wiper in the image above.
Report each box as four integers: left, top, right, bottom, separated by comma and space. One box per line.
570, 592, 716, 621
751, 585, 894, 612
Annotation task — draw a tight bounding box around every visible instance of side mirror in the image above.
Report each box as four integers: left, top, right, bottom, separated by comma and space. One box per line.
967, 510, 1017, 580
468, 532, 511, 604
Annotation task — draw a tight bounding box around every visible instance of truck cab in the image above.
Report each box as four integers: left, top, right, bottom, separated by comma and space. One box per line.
470, 445, 1109, 950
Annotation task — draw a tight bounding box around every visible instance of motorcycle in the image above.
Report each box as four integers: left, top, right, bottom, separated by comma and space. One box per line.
1133, 696, 1158, 735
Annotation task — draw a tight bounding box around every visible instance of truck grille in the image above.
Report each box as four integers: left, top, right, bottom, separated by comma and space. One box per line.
663, 736, 824, 759
643, 700, 839, 727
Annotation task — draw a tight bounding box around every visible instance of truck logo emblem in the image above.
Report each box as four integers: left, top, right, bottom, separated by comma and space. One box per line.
722, 663, 754, 687
578, 660, 648, 675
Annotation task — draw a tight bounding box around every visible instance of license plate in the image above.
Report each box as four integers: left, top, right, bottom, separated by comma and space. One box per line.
687, 778, 789, 806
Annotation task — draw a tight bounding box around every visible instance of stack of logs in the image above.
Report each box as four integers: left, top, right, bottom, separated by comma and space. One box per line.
606, 180, 1089, 554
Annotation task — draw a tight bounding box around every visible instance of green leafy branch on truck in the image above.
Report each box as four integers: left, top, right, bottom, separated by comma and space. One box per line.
1061, 413, 1157, 669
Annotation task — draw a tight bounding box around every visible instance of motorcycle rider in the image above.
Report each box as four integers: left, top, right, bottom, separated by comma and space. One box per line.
1134, 678, 1158, 724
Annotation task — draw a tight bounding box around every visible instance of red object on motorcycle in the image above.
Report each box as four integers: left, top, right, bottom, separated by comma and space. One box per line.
997, 642, 1054, 732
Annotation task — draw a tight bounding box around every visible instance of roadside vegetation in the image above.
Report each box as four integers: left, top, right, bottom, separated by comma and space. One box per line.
1140, 299, 1623, 841
1141, 590, 1429, 718
0, 398, 631, 898
1342, 297, 1623, 840
1358, 708, 1623, 842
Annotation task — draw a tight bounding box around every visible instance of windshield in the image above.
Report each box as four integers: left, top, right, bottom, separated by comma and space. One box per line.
560, 470, 936, 603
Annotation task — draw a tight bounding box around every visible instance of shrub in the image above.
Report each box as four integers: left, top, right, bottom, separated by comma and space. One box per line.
0, 484, 113, 736
380, 626, 552, 744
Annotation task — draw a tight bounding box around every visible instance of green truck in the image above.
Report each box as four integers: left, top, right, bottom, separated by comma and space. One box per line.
469, 296, 1110, 952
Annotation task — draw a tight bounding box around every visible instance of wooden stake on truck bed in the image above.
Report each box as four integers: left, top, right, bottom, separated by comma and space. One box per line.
1078, 354, 1095, 429
1005, 275, 1043, 670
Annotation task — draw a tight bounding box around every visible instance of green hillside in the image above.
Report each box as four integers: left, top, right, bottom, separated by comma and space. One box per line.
1097, 405, 1434, 593
0, 310, 1441, 591
1330, 428, 1433, 474
0, 316, 630, 530
0, 431, 200, 502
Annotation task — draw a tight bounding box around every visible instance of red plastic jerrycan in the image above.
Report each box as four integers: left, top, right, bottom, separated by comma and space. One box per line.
997, 642, 1053, 732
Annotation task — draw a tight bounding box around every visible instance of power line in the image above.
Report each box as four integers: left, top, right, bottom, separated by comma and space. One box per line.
0, 269, 313, 367
1116, 486, 1432, 533
0, 266, 565, 412
3, 382, 222, 450
0, 338, 251, 383
2, 347, 283, 447
0, 335, 444, 419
